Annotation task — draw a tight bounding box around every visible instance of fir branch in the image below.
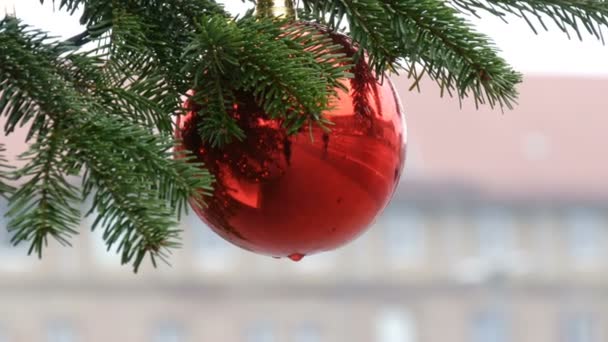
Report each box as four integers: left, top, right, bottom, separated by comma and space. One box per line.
7, 126, 81, 255
77, 1, 233, 139
43, 0, 111, 27
74, 115, 212, 271
302, 0, 395, 71
0, 17, 212, 271
182, 15, 350, 145
0, 18, 73, 139
181, 14, 255, 146
43, 0, 89, 15
99, 81, 175, 134
101, 0, 230, 91
236, 18, 337, 125
65, 30, 91, 46
385, 0, 522, 107
3, 0, 604, 269
0, 18, 84, 249
451, 0, 608, 41
303, 0, 522, 107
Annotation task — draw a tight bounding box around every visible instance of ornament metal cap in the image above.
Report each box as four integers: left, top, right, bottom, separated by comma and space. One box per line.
255, 0, 296, 19
2, 0, 17, 17
270, 6, 289, 17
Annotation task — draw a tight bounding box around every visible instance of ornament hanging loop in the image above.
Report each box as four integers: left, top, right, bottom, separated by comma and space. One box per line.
256, 0, 296, 19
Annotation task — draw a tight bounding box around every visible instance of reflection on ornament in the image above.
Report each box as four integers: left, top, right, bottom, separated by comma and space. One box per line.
176, 30, 406, 260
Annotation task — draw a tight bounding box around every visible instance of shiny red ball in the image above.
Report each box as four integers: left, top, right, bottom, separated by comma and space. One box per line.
177, 31, 406, 260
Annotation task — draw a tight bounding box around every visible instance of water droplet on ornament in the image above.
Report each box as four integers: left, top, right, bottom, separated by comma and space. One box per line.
288, 253, 305, 262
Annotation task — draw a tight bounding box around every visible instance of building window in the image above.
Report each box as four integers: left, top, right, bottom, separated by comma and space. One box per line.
561, 313, 596, 342
471, 311, 508, 342
383, 208, 426, 266
0, 324, 7, 342
245, 321, 275, 342
566, 209, 605, 268
530, 211, 556, 272
376, 309, 416, 342
438, 210, 463, 260
0, 198, 30, 271
294, 322, 322, 342
344, 234, 374, 277
88, 220, 122, 268
188, 213, 235, 272
291, 251, 336, 274
80, 199, 123, 268
0, 198, 14, 250
152, 321, 185, 342
402, 143, 424, 178
47, 321, 77, 342
476, 208, 516, 266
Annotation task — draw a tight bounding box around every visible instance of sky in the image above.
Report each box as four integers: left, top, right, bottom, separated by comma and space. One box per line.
2, 0, 608, 76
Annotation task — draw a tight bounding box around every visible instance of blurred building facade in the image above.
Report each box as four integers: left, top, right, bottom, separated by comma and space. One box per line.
1, 75, 608, 342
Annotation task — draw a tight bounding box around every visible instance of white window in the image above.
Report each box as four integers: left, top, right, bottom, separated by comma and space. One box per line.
47, 321, 77, 342
471, 311, 508, 342
476, 208, 516, 265
56, 241, 80, 274
561, 313, 596, 342
83, 199, 128, 268
152, 321, 185, 342
402, 143, 424, 178
376, 309, 416, 342
245, 321, 275, 342
438, 210, 463, 260
294, 323, 322, 342
291, 251, 336, 274
0, 324, 7, 342
188, 213, 235, 272
383, 208, 426, 266
566, 209, 605, 268
0, 199, 12, 250
0, 198, 30, 271
531, 211, 556, 272
347, 234, 374, 277
87, 216, 122, 268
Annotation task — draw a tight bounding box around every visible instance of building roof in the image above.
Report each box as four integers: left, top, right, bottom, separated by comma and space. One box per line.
3, 75, 608, 202
394, 74, 608, 201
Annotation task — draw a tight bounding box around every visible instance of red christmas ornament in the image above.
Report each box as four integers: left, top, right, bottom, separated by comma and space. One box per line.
177, 31, 406, 261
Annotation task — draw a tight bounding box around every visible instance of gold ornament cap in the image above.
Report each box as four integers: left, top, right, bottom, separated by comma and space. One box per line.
270, 6, 290, 17
256, 0, 295, 19
2, 0, 17, 17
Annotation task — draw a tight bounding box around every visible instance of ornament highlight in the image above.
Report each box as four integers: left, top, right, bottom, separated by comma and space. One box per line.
177, 31, 406, 260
